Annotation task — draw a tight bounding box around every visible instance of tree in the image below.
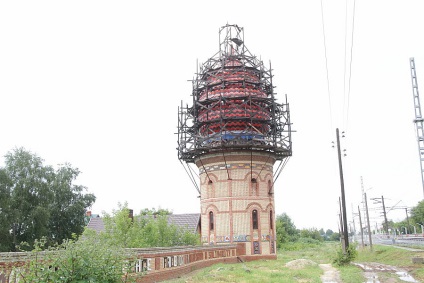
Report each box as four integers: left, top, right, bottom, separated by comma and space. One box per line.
0, 147, 95, 251
411, 200, 424, 226
330, 232, 340, 241
275, 213, 298, 247
299, 228, 324, 241
140, 207, 172, 216
0, 168, 13, 251
100, 203, 199, 248
48, 163, 96, 243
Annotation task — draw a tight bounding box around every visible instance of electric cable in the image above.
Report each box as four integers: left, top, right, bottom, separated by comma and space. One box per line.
320, 0, 334, 131
345, 0, 356, 132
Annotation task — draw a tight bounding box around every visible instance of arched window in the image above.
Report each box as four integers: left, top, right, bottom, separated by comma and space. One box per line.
209, 211, 214, 231
251, 178, 258, 196
207, 180, 214, 198
252, 209, 258, 230
270, 210, 273, 230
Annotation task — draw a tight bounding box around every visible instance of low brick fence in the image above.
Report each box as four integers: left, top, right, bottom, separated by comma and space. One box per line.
0, 243, 247, 283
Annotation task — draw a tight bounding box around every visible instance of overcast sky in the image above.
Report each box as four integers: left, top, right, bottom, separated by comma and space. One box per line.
1, 0, 424, 232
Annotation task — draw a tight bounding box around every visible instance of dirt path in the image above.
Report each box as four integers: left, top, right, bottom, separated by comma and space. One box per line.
319, 263, 341, 283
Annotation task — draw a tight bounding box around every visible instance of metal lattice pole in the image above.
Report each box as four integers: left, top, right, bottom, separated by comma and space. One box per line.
410, 57, 424, 198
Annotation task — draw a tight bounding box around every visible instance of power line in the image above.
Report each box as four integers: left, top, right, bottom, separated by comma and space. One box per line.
320, 0, 334, 132
342, 0, 349, 130
345, 0, 357, 132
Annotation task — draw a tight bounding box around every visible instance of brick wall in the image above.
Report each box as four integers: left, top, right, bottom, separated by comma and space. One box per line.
197, 151, 277, 256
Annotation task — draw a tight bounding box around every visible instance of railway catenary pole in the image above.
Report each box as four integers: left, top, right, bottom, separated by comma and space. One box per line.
381, 195, 389, 235
409, 57, 424, 198
358, 206, 364, 248
364, 192, 373, 251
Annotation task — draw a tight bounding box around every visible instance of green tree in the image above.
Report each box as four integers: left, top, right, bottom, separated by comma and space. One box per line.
48, 163, 96, 243
275, 213, 298, 247
0, 147, 95, 251
330, 232, 340, 241
299, 228, 324, 242
411, 200, 424, 226
100, 203, 199, 248
0, 169, 13, 251
140, 207, 172, 216
4, 148, 51, 250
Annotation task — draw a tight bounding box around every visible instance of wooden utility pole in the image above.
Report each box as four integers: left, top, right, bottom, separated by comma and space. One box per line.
336, 128, 349, 251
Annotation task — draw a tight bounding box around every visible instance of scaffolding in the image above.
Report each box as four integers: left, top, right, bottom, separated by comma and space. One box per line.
177, 24, 292, 163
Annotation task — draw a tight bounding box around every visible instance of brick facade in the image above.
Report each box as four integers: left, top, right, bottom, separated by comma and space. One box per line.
196, 151, 277, 258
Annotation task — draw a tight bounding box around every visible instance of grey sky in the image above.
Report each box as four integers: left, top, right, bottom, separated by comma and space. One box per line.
1, 0, 423, 231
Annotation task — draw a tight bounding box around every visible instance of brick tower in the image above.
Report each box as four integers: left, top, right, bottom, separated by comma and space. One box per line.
177, 24, 292, 259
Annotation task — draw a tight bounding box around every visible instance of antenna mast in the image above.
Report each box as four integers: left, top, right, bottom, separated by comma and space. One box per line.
409, 57, 424, 197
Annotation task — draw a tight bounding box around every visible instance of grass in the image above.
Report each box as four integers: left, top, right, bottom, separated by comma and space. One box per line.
164, 242, 424, 283
165, 242, 334, 283
351, 244, 424, 282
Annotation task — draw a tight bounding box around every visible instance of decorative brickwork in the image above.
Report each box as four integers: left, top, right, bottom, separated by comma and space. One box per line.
198, 152, 277, 257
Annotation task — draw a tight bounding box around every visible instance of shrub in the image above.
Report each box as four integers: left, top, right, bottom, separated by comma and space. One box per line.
17, 231, 140, 283
333, 243, 357, 266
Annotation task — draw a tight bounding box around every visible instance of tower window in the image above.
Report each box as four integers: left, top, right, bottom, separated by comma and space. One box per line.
209, 211, 214, 231
251, 178, 258, 196
207, 180, 214, 198
270, 210, 273, 230
268, 180, 273, 195
252, 209, 258, 230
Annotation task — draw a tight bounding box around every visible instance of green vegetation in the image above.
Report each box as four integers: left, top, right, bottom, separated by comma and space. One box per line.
0, 147, 95, 251
339, 245, 424, 283
275, 213, 340, 248
332, 243, 358, 266
13, 231, 139, 283
166, 242, 339, 283
100, 203, 200, 248
5, 204, 200, 282
165, 243, 424, 283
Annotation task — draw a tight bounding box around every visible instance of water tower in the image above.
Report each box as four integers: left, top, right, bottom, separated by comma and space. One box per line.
177, 24, 292, 259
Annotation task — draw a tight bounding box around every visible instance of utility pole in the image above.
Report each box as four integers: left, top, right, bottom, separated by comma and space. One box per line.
338, 198, 345, 251
364, 192, 373, 250
381, 196, 389, 235
405, 208, 410, 234
371, 195, 389, 236
358, 205, 364, 248
351, 203, 356, 240
336, 128, 349, 251
409, 57, 424, 198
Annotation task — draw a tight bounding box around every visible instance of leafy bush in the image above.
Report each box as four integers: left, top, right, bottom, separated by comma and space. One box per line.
17, 231, 139, 283
333, 243, 357, 266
